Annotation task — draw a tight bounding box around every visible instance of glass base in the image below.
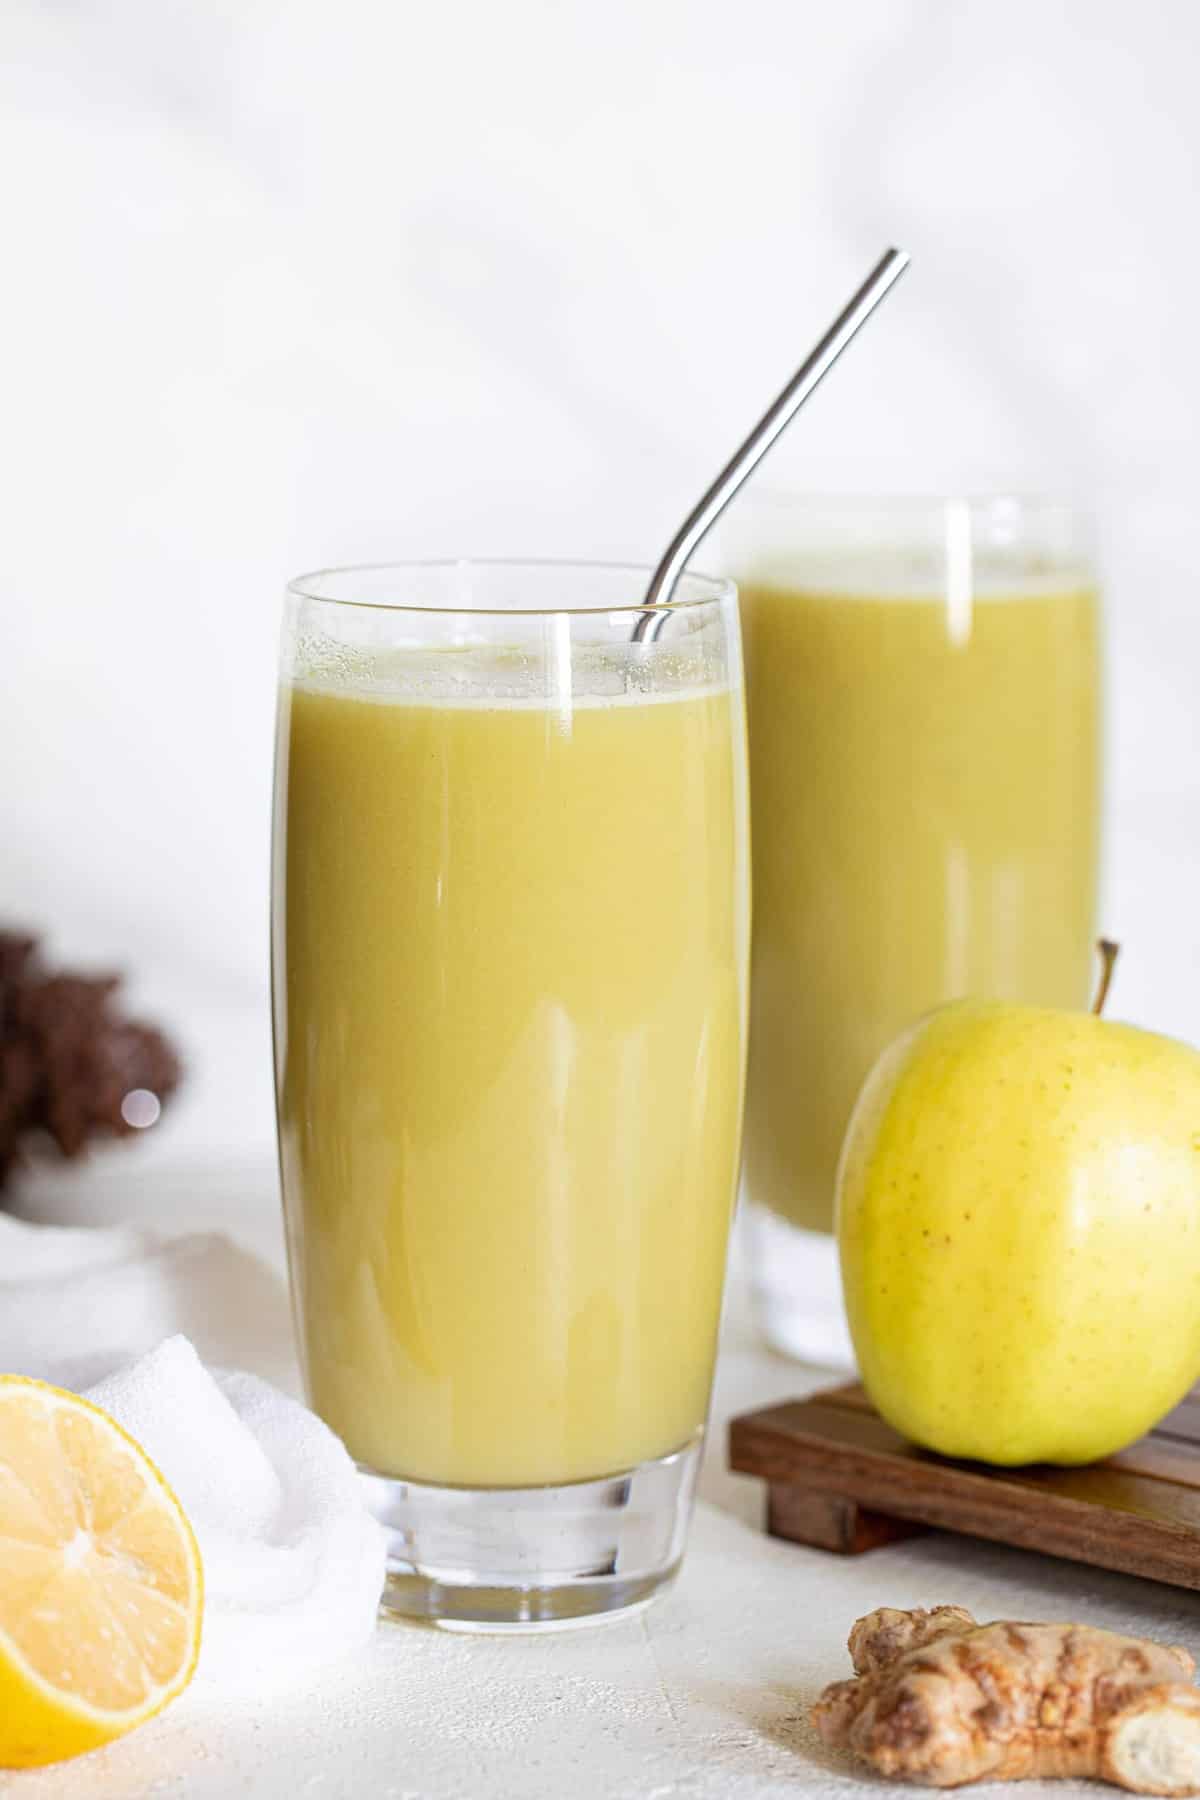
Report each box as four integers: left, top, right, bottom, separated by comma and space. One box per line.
359, 1436, 701, 1631
746, 1200, 857, 1369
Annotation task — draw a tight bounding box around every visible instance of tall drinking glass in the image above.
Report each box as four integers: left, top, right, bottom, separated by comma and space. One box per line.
725, 497, 1102, 1365
272, 562, 749, 1629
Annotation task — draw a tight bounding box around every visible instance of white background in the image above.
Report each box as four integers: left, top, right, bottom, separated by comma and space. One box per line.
2, 0, 1197, 1166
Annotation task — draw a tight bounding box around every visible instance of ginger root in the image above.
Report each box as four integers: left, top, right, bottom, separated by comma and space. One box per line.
813, 1607, 1200, 1794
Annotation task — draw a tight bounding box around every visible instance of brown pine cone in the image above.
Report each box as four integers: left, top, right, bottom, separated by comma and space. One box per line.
0, 929, 182, 1190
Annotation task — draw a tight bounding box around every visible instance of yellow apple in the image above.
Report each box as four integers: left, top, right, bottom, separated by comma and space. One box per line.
837, 992, 1200, 1465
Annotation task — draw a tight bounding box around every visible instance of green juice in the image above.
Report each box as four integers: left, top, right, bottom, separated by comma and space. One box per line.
275, 674, 746, 1487
740, 580, 1102, 1237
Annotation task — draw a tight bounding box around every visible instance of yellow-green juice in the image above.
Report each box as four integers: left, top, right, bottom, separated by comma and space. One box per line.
274, 666, 747, 1488
741, 580, 1101, 1238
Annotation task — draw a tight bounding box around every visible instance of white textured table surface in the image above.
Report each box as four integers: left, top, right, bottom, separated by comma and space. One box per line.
8, 1156, 1200, 1800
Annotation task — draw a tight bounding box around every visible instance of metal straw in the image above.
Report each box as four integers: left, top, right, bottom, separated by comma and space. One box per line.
632, 247, 910, 643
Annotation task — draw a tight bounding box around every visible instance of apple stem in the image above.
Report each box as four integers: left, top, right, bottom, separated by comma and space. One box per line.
1091, 939, 1121, 1016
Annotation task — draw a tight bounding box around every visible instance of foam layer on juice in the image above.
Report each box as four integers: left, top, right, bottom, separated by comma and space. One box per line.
287, 638, 733, 709
739, 538, 1093, 601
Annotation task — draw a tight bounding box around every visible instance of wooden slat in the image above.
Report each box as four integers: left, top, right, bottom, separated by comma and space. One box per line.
1106, 1438, 1200, 1490
1154, 1394, 1200, 1444
730, 1397, 1200, 1591
767, 1485, 925, 1554
804, 1386, 1200, 1491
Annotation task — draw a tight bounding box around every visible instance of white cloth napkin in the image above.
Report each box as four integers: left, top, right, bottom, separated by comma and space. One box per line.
0, 1214, 388, 1689
0, 1212, 296, 1392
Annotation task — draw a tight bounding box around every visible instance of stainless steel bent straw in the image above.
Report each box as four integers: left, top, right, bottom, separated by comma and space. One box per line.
632, 247, 910, 644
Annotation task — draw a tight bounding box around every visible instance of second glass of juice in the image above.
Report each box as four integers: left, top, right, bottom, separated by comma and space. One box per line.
728, 497, 1102, 1364
272, 562, 749, 1629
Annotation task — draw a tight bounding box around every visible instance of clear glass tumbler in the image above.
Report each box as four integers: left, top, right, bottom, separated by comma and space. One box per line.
723, 496, 1103, 1366
272, 561, 749, 1629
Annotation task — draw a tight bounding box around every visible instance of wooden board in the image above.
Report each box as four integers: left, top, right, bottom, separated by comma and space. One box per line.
728, 1384, 1200, 1591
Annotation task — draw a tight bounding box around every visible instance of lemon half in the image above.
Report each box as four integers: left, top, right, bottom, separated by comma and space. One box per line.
0, 1374, 203, 1767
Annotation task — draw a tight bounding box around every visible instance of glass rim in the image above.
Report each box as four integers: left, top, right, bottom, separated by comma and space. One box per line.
285, 558, 737, 618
